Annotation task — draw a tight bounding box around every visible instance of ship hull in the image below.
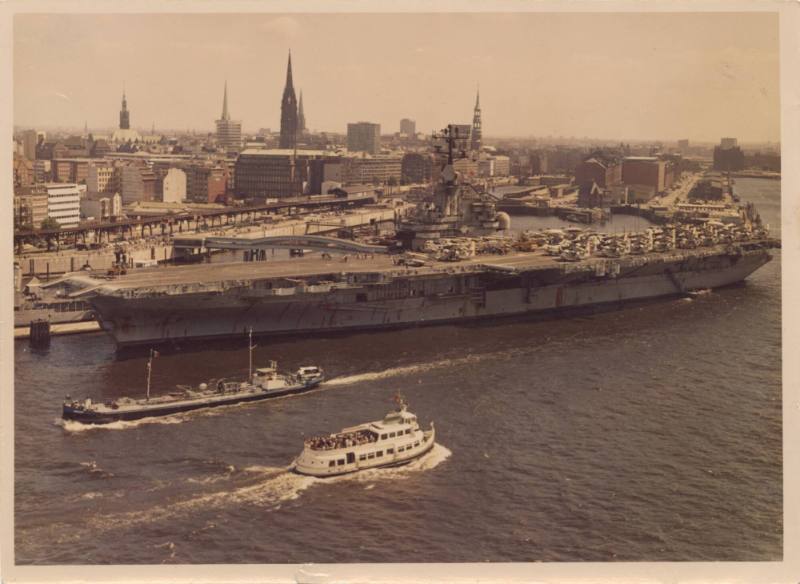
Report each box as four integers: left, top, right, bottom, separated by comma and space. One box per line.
293, 431, 436, 478
62, 379, 323, 424
90, 248, 772, 348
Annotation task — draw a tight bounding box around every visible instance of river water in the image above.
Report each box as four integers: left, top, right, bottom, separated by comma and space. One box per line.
14, 178, 781, 564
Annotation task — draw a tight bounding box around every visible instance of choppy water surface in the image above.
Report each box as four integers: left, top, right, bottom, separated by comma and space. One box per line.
15, 179, 781, 563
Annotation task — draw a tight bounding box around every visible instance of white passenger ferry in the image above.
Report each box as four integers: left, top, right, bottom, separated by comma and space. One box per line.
293, 398, 435, 477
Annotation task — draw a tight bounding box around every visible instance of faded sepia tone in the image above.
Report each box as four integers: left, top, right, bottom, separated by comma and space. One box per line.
6, 6, 791, 579
14, 13, 779, 142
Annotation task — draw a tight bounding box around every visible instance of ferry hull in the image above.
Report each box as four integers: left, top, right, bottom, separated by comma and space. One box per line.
89, 248, 772, 348
62, 379, 322, 425
293, 433, 436, 478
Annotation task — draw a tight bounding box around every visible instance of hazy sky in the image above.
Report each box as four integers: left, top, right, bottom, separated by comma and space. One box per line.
14, 12, 780, 142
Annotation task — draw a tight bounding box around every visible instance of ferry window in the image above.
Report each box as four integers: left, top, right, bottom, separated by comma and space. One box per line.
387, 448, 394, 454
381, 434, 388, 440
359, 454, 366, 461
389, 432, 396, 438
368, 453, 375, 459
376, 451, 383, 457
329, 461, 335, 467
338, 459, 345, 466
398, 446, 405, 452
405, 429, 411, 435
414, 441, 420, 447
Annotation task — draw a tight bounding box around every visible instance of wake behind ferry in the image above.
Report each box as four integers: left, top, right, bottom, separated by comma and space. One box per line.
62, 331, 323, 424
293, 397, 435, 477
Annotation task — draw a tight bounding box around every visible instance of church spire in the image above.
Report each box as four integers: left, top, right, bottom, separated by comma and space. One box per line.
298, 90, 306, 133
279, 50, 298, 150
119, 84, 130, 130
221, 80, 230, 121
470, 84, 482, 152
286, 50, 293, 88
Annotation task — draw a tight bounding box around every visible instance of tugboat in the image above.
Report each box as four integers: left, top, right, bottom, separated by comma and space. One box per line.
293, 396, 435, 477
62, 329, 324, 424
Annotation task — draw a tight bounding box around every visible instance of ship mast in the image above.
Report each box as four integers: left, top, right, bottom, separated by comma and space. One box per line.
248, 327, 254, 382
146, 348, 154, 401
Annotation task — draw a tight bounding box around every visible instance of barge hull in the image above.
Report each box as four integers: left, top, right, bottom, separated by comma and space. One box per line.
63, 380, 322, 424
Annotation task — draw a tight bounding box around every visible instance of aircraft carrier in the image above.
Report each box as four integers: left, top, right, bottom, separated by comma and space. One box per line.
64, 126, 778, 348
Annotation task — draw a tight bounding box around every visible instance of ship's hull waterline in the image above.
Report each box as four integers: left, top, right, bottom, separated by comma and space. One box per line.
62, 380, 323, 424
89, 248, 772, 348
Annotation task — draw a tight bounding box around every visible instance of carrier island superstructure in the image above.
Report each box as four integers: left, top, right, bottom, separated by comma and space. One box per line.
64, 126, 778, 348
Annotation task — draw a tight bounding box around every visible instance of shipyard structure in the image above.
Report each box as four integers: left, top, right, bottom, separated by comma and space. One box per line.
62, 126, 778, 348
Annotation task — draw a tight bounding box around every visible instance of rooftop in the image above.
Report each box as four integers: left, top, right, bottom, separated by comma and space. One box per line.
239, 148, 336, 157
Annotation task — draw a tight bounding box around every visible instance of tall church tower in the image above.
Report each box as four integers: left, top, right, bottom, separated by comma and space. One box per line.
119, 87, 130, 130
279, 52, 298, 149
216, 81, 242, 150
220, 80, 230, 121
470, 88, 482, 152
298, 90, 307, 134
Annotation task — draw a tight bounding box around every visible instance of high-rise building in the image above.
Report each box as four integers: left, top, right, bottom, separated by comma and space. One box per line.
215, 82, 243, 151
470, 89, 482, 152
279, 52, 299, 149
298, 91, 307, 134
400, 118, 416, 136
119, 88, 130, 130
21, 130, 38, 161
347, 122, 381, 154
720, 137, 738, 149
677, 139, 689, 152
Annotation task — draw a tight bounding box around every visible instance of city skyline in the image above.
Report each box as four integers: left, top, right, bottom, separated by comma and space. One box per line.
14, 13, 780, 142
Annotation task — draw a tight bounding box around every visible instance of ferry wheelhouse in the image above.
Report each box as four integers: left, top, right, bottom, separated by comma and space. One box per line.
293, 400, 435, 477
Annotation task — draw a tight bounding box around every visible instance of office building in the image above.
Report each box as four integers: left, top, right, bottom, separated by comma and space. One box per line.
184, 162, 228, 203
52, 158, 91, 184
45, 183, 81, 228
21, 129, 38, 160
14, 186, 48, 229
235, 149, 334, 199
400, 118, 416, 136
87, 162, 118, 197
401, 152, 435, 183
120, 163, 157, 204
347, 122, 381, 154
